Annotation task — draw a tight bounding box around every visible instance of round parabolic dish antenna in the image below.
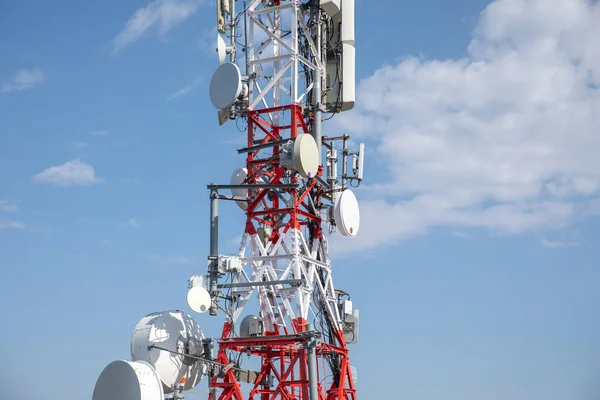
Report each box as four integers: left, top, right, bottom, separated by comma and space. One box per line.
334, 189, 360, 237
217, 34, 227, 65
230, 167, 249, 210
93, 360, 164, 400
209, 62, 242, 109
187, 285, 211, 314
292, 134, 320, 178
131, 311, 205, 393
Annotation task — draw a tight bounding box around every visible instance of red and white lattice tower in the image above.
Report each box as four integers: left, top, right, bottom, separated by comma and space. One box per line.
205, 1, 360, 400
90, 2, 362, 400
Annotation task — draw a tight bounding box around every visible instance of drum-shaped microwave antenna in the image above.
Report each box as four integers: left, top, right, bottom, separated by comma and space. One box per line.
93, 360, 164, 400
292, 134, 320, 178
131, 311, 205, 393
209, 62, 242, 109
334, 189, 360, 237
187, 275, 211, 313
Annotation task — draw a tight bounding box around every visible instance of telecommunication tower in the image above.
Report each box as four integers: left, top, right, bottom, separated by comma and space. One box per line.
92, 1, 364, 400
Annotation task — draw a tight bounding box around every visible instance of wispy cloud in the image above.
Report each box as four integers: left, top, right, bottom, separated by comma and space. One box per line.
0, 221, 26, 229
0, 200, 18, 213
33, 158, 102, 187
168, 78, 202, 99
540, 239, 580, 249
122, 218, 139, 228
1, 68, 44, 93
90, 130, 110, 136
112, 0, 203, 55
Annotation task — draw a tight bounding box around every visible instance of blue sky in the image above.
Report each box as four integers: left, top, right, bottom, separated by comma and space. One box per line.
2, 0, 600, 399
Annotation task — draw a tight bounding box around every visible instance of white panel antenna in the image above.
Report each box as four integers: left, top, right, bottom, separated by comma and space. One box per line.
341, 43, 355, 111
357, 143, 364, 181
324, 0, 355, 112
216, 0, 225, 33
341, 0, 355, 46
351, 143, 364, 181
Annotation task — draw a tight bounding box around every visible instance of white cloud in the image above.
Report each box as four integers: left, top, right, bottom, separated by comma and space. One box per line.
0, 201, 18, 213
123, 218, 139, 228
0, 221, 26, 229
168, 78, 202, 99
112, 0, 203, 55
1, 68, 44, 93
33, 159, 102, 187
540, 239, 580, 248
332, 0, 600, 255
90, 130, 110, 136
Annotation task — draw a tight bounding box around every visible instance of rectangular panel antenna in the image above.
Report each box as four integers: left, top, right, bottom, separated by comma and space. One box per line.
341, 43, 355, 111
216, 0, 225, 33
341, 0, 355, 46
357, 143, 364, 181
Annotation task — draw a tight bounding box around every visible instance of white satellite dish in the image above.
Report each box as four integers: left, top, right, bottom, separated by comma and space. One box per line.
217, 35, 232, 65
209, 62, 242, 109
93, 360, 164, 400
334, 189, 360, 237
229, 167, 265, 210
292, 134, 320, 178
230, 167, 249, 210
131, 311, 206, 394
187, 275, 211, 313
